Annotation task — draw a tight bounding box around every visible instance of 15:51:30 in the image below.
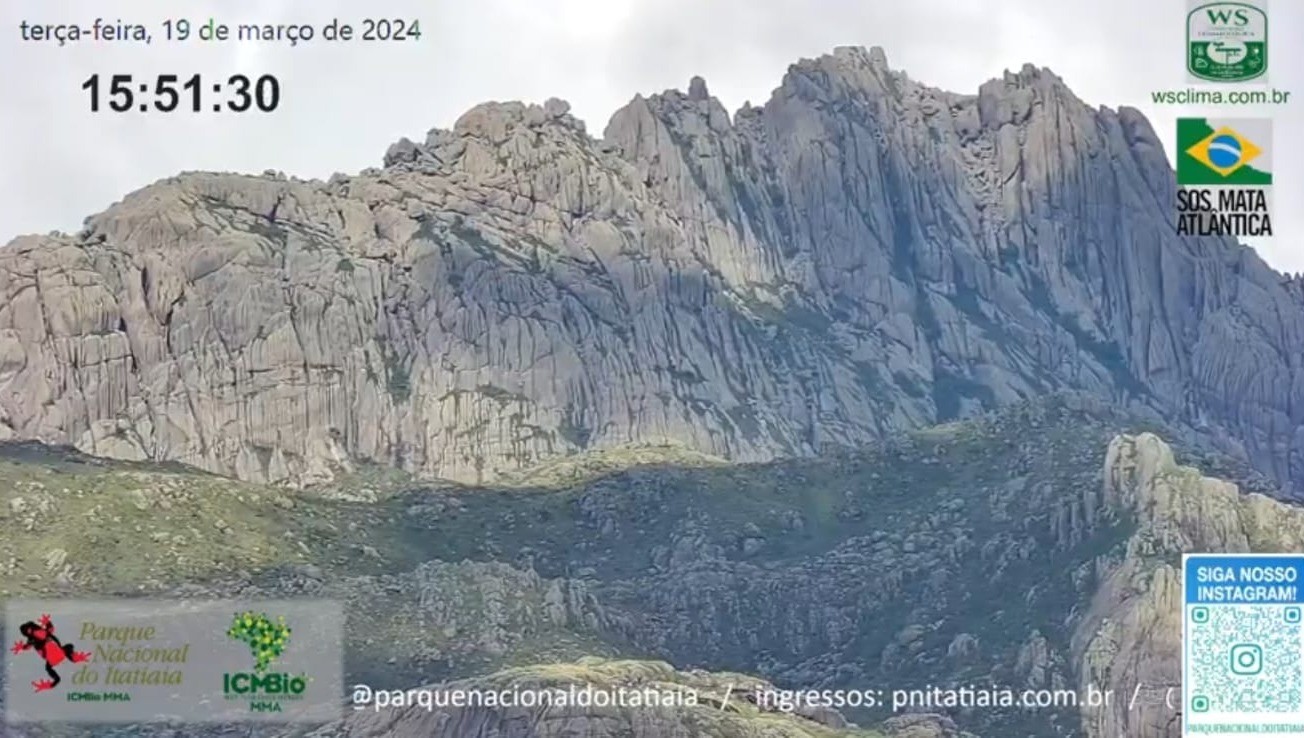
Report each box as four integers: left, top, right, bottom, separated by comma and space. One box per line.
81, 73, 280, 113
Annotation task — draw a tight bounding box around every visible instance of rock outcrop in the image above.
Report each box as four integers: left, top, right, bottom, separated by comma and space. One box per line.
1, 47, 1302, 490
1073, 432, 1304, 738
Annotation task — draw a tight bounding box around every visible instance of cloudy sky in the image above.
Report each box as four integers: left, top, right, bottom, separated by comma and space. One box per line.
2, 0, 1299, 271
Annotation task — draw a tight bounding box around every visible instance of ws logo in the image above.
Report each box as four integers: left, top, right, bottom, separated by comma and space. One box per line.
1187, 1, 1269, 82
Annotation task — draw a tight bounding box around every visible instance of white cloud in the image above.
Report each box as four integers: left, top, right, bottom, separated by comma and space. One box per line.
1, 0, 1299, 270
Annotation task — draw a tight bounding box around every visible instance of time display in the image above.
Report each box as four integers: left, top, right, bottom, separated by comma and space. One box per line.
81, 74, 281, 113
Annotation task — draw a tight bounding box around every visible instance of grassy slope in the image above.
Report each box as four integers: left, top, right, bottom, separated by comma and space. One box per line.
0, 443, 414, 597
0, 395, 1280, 737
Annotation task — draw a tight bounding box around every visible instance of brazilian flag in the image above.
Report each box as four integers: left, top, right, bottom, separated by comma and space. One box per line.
1176, 118, 1273, 186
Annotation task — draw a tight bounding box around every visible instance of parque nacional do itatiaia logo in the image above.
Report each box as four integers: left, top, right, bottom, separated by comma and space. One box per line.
1187, 1, 1269, 82
10, 613, 92, 693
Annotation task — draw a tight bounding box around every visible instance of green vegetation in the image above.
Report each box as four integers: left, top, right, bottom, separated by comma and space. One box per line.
494, 441, 726, 488
385, 350, 412, 402
0, 395, 1256, 737
0, 443, 414, 598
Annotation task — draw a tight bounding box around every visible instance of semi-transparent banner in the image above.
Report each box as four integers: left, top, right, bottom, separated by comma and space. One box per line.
4, 598, 343, 724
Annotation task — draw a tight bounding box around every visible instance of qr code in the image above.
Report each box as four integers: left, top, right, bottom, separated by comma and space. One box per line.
1188, 605, 1303, 713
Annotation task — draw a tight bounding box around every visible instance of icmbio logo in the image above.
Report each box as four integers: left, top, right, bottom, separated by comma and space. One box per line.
222, 611, 312, 714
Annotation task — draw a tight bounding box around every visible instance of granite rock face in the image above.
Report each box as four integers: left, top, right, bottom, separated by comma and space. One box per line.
2, 46, 1302, 488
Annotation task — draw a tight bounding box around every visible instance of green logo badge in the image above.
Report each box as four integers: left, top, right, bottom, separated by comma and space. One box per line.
226, 611, 292, 673
1187, 1, 1268, 82
223, 611, 311, 713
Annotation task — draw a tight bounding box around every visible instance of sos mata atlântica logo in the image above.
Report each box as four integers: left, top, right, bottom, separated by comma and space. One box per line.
1175, 118, 1273, 238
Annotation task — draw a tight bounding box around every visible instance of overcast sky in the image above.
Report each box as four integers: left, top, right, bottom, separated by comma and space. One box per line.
2, 0, 1299, 272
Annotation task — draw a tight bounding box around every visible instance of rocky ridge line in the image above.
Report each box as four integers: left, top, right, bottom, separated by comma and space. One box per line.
0, 46, 1301, 489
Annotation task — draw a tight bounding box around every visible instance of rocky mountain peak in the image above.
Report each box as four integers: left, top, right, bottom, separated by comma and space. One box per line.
832, 43, 891, 68
452, 98, 585, 139
787, 45, 896, 88
1, 45, 1301, 491
687, 75, 710, 101
604, 76, 734, 150
774, 45, 905, 106
974, 63, 1071, 123
384, 97, 589, 171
